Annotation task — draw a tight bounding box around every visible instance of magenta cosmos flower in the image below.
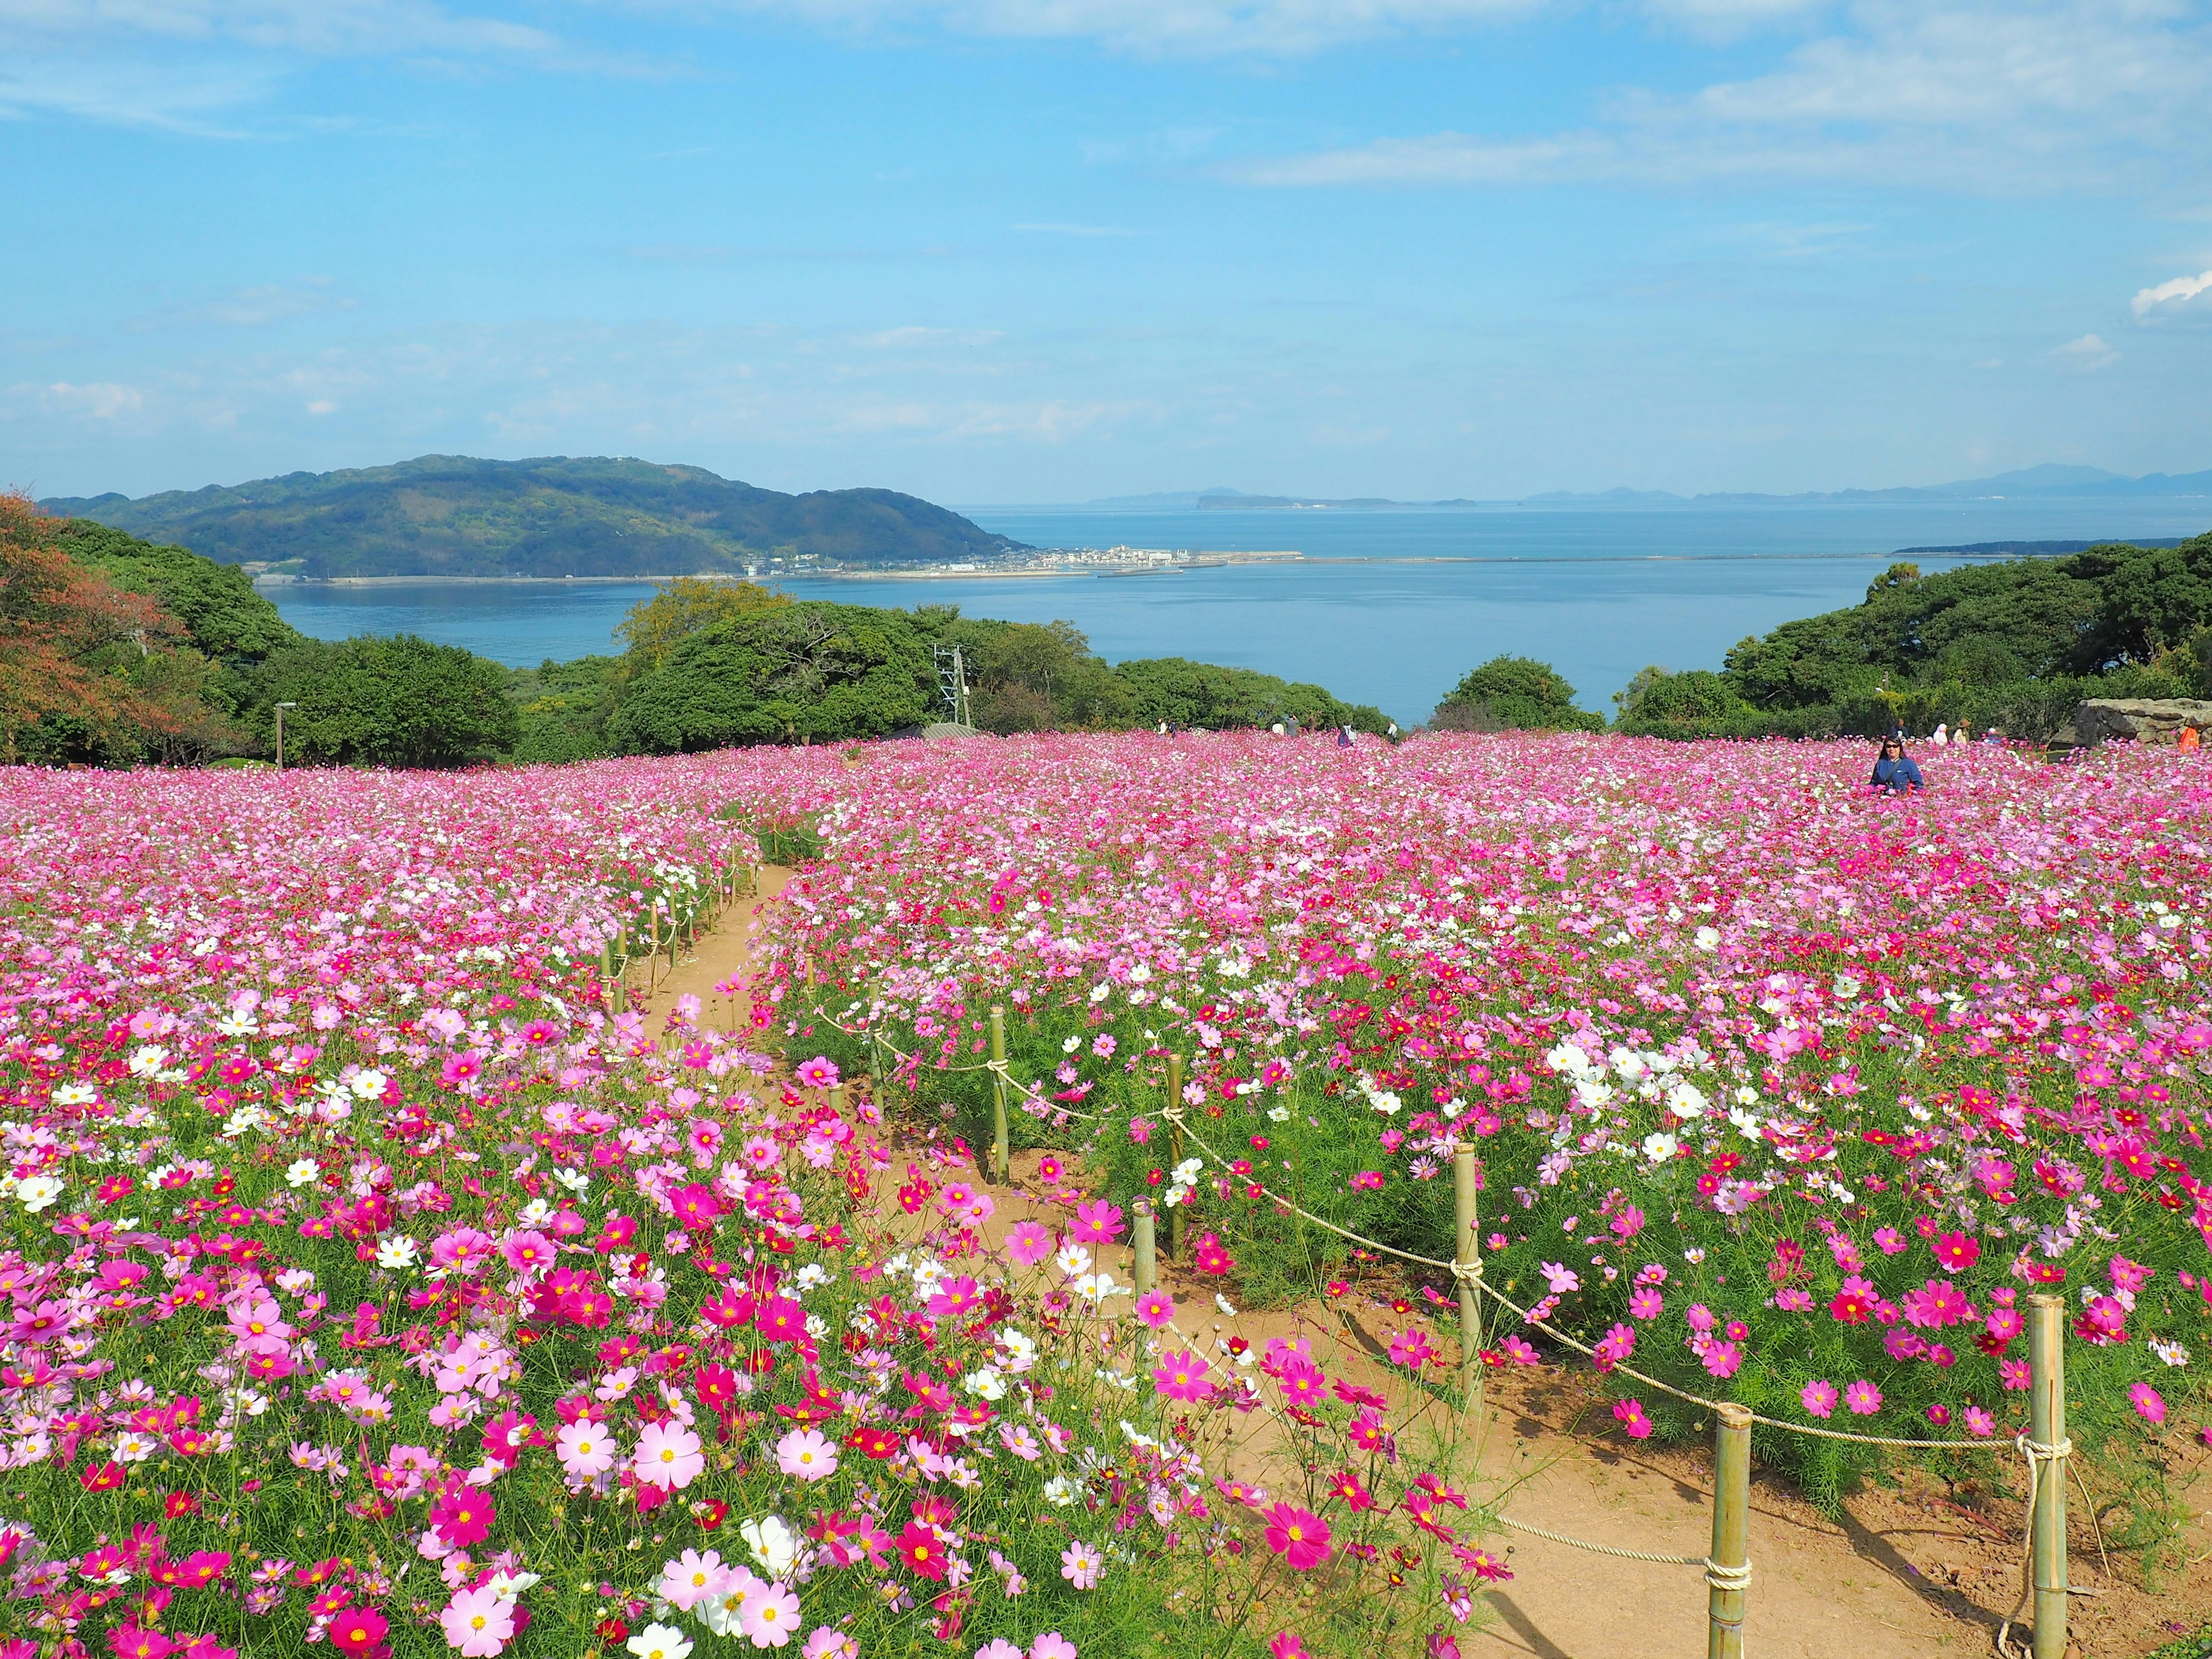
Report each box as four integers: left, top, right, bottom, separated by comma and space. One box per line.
1068, 1200, 1123, 1244
1262, 1502, 1332, 1570
1800, 1380, 1839, 1419
1133, 1290, 1175, 1330
2130, 1382, 2167, 1426
1152, 1350, 1208, 1403
1843, 1380, 1884, 1416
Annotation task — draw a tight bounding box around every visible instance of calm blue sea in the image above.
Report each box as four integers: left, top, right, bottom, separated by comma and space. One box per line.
264, 501, 2211, 725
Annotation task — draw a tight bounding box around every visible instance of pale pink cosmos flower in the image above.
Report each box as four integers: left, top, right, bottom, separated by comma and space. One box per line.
740, 1580, 802, 1647
439, 1585, 515, 1657
800, 1630, 857, 1659
658, 1548, 729, 1612
556, 1418, 616, 1479
775, 1428, 839, 1482
634, 1421, 706, 1490
1060, 1540, 1102, 1590
1031, 1638, 1079, 1659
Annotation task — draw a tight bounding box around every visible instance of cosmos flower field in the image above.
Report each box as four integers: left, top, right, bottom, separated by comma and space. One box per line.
1, 732, 2207, 1658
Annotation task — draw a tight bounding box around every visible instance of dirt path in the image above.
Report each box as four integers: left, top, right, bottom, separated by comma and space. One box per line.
664, 879, 2210, 1659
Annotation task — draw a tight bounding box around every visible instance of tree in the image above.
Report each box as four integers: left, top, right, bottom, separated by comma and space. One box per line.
611, 603, 937, 751
57, 520, 301, 663
1431, 655, 1604, 732
243, 635, 520, 768
1866, 561, 1921, 604
0, 491, 195, 764
616, 576, 792, 668
1110, 657, 1388, 734
1612, 666, 1762, 738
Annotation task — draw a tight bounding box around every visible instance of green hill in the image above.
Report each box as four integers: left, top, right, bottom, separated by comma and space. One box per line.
41, 454, 1028, 579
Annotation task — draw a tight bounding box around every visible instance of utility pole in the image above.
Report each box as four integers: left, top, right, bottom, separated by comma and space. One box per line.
275, 701, 298, 769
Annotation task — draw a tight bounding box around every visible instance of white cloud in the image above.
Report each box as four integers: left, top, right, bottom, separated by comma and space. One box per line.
2132, 267, 2212, 316
135, 280, 355, 329
28, 381, 147, 419
1227, 1, 2212, 191
2052, 332, 2118, 369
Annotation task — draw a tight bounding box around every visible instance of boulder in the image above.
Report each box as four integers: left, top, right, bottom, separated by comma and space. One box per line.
2057, 698, 2212, 748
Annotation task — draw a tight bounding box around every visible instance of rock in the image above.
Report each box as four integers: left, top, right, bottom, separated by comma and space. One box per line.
2061, 698, 2212, 747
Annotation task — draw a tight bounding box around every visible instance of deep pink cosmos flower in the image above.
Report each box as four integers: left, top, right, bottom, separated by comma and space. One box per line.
1262, 1502, 1332, 1570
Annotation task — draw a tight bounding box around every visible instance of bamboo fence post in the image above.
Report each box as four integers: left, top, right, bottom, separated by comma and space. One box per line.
1707, 1402, 1752, 1659
2028, 1293, 2069, 1659
1452, 1141, 1483, 1411
1132, 1199, 1157, 1296
1166, 1052, 1185, 1261
599, 941, 613, 1005
989, 1005, 1010, 1183
646, 908, 658, 992
828, 1084, 844, 1120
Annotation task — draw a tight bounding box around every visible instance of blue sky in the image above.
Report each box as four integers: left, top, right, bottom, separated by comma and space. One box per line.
5, 1, 2211, 503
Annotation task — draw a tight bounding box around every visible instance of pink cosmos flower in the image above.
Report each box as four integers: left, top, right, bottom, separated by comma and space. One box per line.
740, 1581, 802, 1647
439, 1585, 515, 1657
1152, 1350, 1208, 1402
775, 1429, 839, 1482
1388, 1330, 1434, 1372
1133, 1290, 1175, 1330
1069, 1200, 1123, 1244
1591, 1324, 1635, 1372
1628, 1286, 1664, 1321
1801, 1380, 1839, 1419
1999, 1359, 2032, 1392
2130, 1382, 2166, 1426
1005, 1222, 1055, 1267
634, 1421, 706, 1491
977, 1644, 1025, 1659
556, 1419, 616, 1479
1931, 1232, 1980, 1272
1843, 1380, 1884, 1416
1963, 1406, 1997, 1438
794, 1056, 840, 1089
1059, 1539, 1102, 1590
1612, 1399, 1653, 1439
1031, 1637, 1080, 1659
659, 1549, 729, 1612
1262, 1502, 1332, 1570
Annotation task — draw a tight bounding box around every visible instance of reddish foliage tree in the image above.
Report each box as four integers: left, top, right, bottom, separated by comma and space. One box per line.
0, 490, 184, 762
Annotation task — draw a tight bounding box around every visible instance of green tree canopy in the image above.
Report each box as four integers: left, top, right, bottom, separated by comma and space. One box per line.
1431, 655, 1604, 732
1110, 657, 1388, 734
56, 519, 301, 663
611, 603, 937, 752
243, 635, 519, 768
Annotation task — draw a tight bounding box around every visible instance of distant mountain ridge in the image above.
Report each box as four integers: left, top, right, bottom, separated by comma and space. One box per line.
1070, 463, 2212, 512
43, 454, 1029, 579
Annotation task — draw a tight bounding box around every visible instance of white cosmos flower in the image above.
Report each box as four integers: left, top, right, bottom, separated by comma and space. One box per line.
739, 1514, 799, 1577
16, 1176, 64, 1213
376, 1237, 421, 1271
1054, 1244, 1093, 1278
1641, 1132, 1679, 1164
1694, 926, 1721, 952
1043, 1475, 1076, 1506
285, 1159, 321, 1188
348, 1069, 389, 1101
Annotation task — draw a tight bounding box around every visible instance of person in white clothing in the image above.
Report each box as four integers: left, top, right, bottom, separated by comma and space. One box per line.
1931, 722, 1949, 747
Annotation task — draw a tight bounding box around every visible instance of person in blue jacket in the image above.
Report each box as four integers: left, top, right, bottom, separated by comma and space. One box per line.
1870, 737, 1926, 793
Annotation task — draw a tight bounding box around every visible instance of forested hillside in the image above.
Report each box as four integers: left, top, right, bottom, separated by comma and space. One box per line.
43, 454, 1028, 578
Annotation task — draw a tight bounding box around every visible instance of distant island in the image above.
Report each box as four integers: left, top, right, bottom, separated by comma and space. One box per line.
1065, 463, 2212, 513
41, 454, 1030, 580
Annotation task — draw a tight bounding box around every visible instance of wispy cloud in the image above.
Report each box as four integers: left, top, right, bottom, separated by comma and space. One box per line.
2052, 332, 2118, 369
698, 0, 1546, 56
1225, 2, 2212, 194
132, 280, 357, 331
2133, 267, 2212, 317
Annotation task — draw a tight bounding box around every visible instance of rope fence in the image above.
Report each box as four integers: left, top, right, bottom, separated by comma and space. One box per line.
829, 1000, 2094, 1659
